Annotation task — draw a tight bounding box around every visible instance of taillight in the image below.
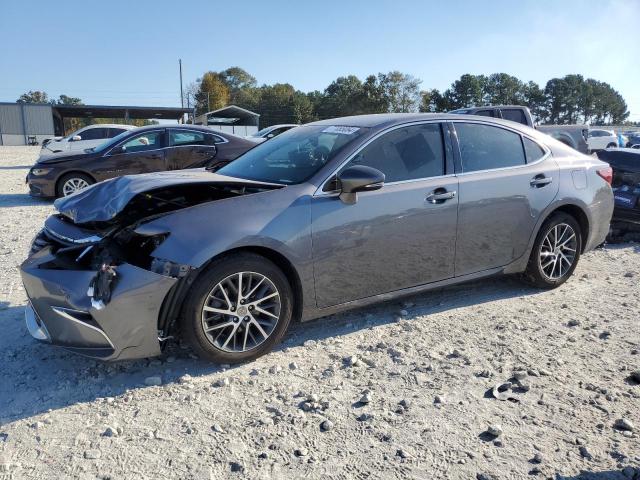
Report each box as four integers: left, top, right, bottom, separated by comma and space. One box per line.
596, 166, 613, 185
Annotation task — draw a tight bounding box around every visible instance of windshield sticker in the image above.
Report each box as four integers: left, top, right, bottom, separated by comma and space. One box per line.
322, 126, 360, 135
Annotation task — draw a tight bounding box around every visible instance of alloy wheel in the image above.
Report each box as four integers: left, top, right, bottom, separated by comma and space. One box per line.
200, 271, 281, 353
62, 177, 90, 196
538, 223, 578, 280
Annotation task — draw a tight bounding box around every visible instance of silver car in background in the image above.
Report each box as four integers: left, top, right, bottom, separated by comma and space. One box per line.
21, 114, 614, 363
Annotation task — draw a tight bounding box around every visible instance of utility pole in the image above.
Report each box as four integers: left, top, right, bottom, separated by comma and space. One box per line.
179, 59, 184, 108
207, 92, 210, 112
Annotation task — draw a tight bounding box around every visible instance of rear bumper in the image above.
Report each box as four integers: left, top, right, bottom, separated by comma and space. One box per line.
20, 247, 177, 360
584, 188, 615, 251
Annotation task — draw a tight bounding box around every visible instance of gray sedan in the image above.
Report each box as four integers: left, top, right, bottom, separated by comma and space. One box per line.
21, 113, 614, 363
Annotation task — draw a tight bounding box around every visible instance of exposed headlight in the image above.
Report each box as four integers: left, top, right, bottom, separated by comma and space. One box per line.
30, 168, 53, 176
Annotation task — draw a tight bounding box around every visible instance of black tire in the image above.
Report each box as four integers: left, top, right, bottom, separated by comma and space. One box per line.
522, 212, 582, 289
606, 143, 617, 149
56, 172, 94, 198
181, 252, 293, 363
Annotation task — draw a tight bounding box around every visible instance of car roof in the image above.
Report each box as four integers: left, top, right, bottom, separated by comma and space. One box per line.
306, 113, 532, 131
451, 105, 527, 112
81, 124, 135, 129
126, 124, 239, 135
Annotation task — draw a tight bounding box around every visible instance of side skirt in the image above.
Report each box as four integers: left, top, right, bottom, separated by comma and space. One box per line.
301, 266, 504, 322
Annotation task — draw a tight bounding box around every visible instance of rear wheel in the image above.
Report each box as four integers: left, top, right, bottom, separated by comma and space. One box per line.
181, 253, 293, 363
522, 212, 582, 289
57, 173, 94, 197
606, 142, 617, 149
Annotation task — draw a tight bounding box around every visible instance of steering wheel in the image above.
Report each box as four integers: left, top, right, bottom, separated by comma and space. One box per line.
311, 146, 330, 166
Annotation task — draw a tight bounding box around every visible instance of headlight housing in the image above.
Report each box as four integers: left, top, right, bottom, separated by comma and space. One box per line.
30, 167, 53, 176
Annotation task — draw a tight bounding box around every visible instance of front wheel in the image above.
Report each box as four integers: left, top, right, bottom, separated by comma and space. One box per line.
57, 173, 94, 197
522, 213, 582, 289
181, 253, 293, 363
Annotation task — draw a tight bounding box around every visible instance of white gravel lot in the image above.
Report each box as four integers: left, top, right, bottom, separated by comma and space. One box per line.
0, 146, 639, 480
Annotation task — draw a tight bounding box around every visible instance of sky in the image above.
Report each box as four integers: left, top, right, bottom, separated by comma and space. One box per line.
1, 0, 638, 121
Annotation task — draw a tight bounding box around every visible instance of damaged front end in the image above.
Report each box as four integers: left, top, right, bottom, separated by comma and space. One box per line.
21, 171, 282, 360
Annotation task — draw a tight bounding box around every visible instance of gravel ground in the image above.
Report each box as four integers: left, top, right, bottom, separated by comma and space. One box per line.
0, 146, 639, 480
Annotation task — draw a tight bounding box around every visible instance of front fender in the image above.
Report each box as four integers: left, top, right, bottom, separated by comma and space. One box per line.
140, 185, 316, 312
147, 187, 312, 267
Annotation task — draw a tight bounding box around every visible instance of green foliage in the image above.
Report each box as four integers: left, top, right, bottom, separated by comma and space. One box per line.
194, 72, 230, 114
16, 90, 50, 104
56, 95, 83, 105
16, 68, 631, 129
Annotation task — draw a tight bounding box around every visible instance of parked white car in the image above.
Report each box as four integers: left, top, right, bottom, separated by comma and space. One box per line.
248, 124, 298, 143
44, 124, 135, 153
587, 129, 618, 152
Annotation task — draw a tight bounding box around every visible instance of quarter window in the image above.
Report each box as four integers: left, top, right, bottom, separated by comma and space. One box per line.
455, 123, 526, 172
345, 123, 445, 182
120, 131, 162, 153
170, 130, 206, 147
523, 137, 545, 163
501, 109, 526, 125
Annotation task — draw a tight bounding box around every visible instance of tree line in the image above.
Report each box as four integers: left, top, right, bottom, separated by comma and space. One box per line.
17, 68, 631, 131
191, 68, 631, 127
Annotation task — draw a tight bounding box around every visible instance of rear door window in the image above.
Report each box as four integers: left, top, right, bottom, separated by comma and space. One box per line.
455, 123, 526, 172
345, 123, 445, 182
108, 128, 128, 137
474, 110, 494, 117
500, 109, 526, 125
169, 129, 207, 147
79, 128, 107, 140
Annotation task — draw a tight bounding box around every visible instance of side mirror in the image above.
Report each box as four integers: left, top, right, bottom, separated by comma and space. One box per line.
71, 135, 82, 142
111, 145, 126, 154
337, 165, 384, 204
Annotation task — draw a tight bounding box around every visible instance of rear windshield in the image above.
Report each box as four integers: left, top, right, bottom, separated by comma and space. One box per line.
217, 125, 368, 184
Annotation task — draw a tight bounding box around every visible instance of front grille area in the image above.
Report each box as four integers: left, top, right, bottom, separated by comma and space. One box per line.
29, 229, 68, 256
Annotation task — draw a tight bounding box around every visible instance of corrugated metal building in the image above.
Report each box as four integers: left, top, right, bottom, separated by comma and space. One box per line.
0, 102, 54, 145
0, 103, 194, 145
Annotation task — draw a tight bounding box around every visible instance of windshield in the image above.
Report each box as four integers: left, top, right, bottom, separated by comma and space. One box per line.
218, 125, 368, 184
91, 130, 134, 153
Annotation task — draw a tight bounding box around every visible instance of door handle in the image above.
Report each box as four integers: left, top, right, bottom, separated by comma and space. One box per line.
530, 174, 552, 187
426, 189, 456, 204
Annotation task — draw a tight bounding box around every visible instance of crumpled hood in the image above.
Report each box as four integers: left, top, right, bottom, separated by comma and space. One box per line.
54, 168, 281, 225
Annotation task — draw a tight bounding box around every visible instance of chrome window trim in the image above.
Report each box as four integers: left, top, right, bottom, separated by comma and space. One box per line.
168, 128, 229, 146
314, 119, 449, 197
314, 118, 552, 197
450, 119, 551, 176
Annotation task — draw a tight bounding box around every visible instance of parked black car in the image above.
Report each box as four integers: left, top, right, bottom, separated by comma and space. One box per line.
27, 125, 257, 198
597, 148, 640, 224
624, 132, 640, 148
